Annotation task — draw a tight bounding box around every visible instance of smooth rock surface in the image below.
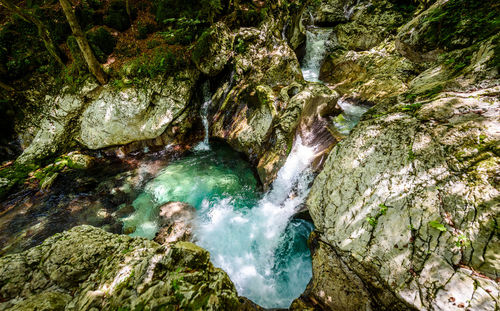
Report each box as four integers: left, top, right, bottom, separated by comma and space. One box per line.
79, 69, 199, 149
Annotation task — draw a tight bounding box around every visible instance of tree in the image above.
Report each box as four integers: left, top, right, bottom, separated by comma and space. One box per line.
0, 0, 64, 67
59, 0, 108, 85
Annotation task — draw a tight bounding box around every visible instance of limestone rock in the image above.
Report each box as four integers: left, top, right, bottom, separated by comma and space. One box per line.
16, 81, 101, 165
396, 0, 500, 64
305, 86, 500, 310
192, 22, 233, 77
79, 69, 199, 149
154, 201, 196, 244
0, 225, 241, 310
210, 15, 341, 186
320, 39, 419, 105
324, 0, 409, 52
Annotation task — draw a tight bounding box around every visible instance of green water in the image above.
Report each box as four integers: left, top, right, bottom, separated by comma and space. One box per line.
121, 142, 315, 308
122, 144, 259, 238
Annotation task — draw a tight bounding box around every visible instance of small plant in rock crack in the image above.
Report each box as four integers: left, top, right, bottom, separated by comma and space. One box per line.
366, 204, 389, 227
455, 234, 470, 248
428, 220, 447, 232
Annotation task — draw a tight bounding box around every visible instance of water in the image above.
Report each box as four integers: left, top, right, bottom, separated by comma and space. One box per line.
194, 82, 212, 151
301, 27, 333, 82
332, 99, 370, 135
122, 139, 316, 308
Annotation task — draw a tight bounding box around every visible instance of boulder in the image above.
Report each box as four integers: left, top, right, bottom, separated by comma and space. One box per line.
304, 85, 500, 310
396, 0, 500, 64
79, 69, 199, 149
192, 22, 234, 77
0, 225, 241, 310
154, 201, 196, 244
319, 39, 418, 104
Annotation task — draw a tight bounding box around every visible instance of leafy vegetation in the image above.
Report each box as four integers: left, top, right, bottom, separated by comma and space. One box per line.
428, 220, 447, 232
366, 204, 389, 227
421, 0, 500, 51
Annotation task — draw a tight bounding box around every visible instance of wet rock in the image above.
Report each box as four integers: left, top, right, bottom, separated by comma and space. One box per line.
154, 201, 196, 244
0, 225, 242, 310
210, 14, 341, 187
66, 152, 95, 170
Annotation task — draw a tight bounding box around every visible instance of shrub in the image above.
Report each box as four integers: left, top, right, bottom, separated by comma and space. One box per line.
104, 0, 131, 31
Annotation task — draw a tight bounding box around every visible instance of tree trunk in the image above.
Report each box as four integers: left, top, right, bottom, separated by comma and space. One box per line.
59, 0, 108, 85
125, 0, 131, 18
0, 0, 65, 67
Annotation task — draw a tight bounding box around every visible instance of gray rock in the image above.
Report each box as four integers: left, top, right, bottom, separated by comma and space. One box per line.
305, 86, 500, 310
79, 69, 199, 149
154, 201, 196, 244
0, 225, 241, 310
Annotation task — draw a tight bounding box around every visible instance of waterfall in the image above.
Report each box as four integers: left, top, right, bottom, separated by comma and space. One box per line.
194, 136, 316, 308
301, 27, 333, 82
194, 82, 212, 151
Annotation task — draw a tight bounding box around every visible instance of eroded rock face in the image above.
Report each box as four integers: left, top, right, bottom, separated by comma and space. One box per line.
0, 225, 241, 310
303, 0, 499, 310
304, 86, 500, 310
192, 22, 234, 77
79, 69, 199, 149
16, 82, 101, 165
319, 39, 418, 105
210, 16, 340, 186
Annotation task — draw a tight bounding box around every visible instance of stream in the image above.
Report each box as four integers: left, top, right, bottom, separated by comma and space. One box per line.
122, 139, 315, 308
0, 22, 370, 309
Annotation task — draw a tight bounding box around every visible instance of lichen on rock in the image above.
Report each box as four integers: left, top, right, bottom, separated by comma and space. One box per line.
0, 225, 241, 310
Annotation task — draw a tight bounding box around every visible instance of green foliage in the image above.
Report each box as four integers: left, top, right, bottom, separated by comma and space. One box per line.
366, 216, 378, 227
366, 204, 390, 227
0, 7, 68, 80
455, 234, 470, 247
87, 27, 117, 63
125, 47, 187, 79
192, 29, 213, 63
104, 0, 131, 31
0, 17, 45, 79
235, 38, 246, 54
401, 102, 423, 113
161, 17, 205, 45
428, 220, 447, 232
421, 0, 500, 51
153, 0, 225, 24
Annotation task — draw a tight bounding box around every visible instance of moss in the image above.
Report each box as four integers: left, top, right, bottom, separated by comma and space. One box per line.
87, 27, 117, 63
153, 0, 223, 24
66, 36, 87, 73
421, 0, 500, 51
192, 29, 213, 64
123, 47, 187, 79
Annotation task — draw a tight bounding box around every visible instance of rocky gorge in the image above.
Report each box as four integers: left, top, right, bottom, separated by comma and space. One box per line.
0, 0, 498, 310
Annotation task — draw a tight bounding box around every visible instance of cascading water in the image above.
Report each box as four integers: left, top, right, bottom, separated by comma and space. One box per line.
332, 98, 370, 135
194, 82, 212, 151
121, 139, 316, 308
301, 27, 333, 82
195, 137, 316, 308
